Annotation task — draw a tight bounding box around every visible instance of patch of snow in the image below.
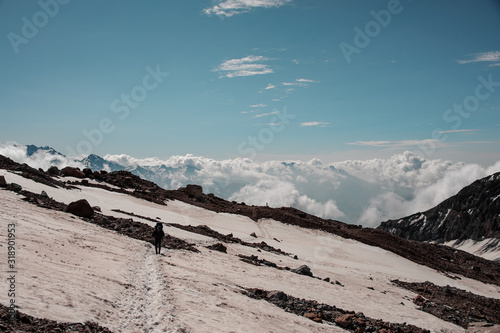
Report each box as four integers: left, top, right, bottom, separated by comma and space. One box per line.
444, 238, 500, 262
409, 214, 425, 226
438, 209, 451, 229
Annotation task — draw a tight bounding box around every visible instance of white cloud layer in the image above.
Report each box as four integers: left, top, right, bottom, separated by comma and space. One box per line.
0, 143, 85, 170
204, 0, 292, 17
2, 143, 500, 228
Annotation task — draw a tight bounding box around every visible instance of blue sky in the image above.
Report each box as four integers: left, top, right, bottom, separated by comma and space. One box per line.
1, 0, 500, 165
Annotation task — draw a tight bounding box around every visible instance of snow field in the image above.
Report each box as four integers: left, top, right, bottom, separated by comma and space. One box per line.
1, 170, 499, 332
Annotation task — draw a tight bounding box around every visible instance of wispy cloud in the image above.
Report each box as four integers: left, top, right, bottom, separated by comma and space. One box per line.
264, 83, 276, 90
255, 122, 284, 126
214, 55, 273, 78
252, 111, 279, 118
435, 129, 480, 134
282, 78, 319, 87
300, 121, 330, 127
457, 51, 500, 66
204, 0, 292, 17
347, 139, 443, 148
296, 78, 318, 83
250, 103, 267, 107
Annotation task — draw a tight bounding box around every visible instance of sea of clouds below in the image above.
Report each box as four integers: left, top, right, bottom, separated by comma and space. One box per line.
1, 142, 500, 227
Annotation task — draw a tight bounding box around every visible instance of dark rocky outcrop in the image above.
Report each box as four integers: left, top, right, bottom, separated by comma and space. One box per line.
378, 172, 500, 246
66, 199, 94, 218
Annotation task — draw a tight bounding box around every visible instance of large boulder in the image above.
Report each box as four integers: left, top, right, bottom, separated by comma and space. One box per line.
185, 184, 203, 197
335, 314, 355, 328
66, 199, 94, 218
61, 167, 86, 179
47, 166, 60, 176
0, 175, 7, 188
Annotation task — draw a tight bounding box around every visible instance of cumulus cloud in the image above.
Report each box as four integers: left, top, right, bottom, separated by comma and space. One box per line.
336, 152, 500, 226
228, 180, 344, 219
203, 0, 292, 17
214, 55, 273, 78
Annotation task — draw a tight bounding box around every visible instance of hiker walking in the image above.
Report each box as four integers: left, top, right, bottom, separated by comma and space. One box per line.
152, 222, 165, 255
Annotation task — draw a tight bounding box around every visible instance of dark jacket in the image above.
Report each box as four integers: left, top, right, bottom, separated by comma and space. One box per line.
152, 228, 165, 240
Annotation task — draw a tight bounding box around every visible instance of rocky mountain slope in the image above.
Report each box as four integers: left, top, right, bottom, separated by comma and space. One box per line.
1, 154, 500, 332
378, 172, 500, 261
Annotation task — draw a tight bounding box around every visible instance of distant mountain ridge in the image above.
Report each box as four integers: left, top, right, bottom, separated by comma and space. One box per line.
378, 172, 500, 261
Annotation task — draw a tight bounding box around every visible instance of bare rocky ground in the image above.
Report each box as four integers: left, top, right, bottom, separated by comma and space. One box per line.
392, 280, 500, 329
0, 304, 112, 333
243, 288, 429, 333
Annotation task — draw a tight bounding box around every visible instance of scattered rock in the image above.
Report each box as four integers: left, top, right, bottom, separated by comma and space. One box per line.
293, 255, 298, 260
61, 167, 86, 178
206, 243, 227, 253
291, 265, 313, 277
323, 277, 330, 282
7, 183, 22, 192
66, 199, 94, 218
250, 232, 257, 238
40, 190, 49, 198
92, 206, 102, 212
